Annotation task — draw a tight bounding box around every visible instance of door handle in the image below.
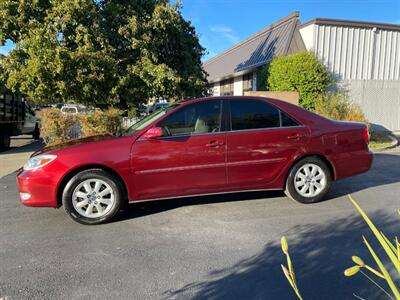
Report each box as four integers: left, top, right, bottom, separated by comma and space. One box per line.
206, 140, 224, 147
288, 134, 305, 140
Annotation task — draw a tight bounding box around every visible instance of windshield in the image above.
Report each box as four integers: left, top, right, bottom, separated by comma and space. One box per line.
61, 107, 78, 114
122, 103, 179, 136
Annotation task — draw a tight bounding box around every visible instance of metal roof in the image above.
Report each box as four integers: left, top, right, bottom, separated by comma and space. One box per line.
203, 12, 300, 83
300, 18, 400, 31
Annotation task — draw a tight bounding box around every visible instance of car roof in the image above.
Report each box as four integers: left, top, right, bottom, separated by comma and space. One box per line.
179, 96, 329, 127
181, 96, 294, 108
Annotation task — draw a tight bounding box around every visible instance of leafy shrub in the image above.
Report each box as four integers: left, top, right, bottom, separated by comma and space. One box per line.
267, 52, 332, 109
314, 92, 368, 123
39, 109, 77, 145
128, 105, 138, 118
79, 108, 121, 137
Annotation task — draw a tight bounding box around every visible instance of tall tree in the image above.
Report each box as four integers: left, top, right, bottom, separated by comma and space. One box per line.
0, 0, 208, 106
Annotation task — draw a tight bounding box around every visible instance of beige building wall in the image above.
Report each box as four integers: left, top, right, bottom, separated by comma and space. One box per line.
244, 91, 299, 105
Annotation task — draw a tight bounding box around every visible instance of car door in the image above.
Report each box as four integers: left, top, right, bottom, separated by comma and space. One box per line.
131, 100, 227, 200
226, 99, 309, 190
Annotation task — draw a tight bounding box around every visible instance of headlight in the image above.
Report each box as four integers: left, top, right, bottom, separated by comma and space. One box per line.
23, 154, 57, 171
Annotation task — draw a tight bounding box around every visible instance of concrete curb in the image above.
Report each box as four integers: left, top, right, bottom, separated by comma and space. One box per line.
372, 134, 399, 152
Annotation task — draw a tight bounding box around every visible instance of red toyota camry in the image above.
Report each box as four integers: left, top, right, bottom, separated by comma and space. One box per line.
17, 97, 373, 224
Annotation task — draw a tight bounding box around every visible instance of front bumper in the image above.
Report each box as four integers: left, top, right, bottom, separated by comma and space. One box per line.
16, 168, 60, 208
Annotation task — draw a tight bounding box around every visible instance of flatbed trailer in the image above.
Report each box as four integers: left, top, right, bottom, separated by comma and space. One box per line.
0, 90, 38, 151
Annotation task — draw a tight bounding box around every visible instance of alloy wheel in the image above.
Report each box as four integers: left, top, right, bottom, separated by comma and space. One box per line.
294, 163, 327, 198
72, 179, 115, 218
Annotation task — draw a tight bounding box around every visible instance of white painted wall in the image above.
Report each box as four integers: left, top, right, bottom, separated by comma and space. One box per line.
299, 24, 315, 50
300, 23, 400, 130
212, 82, 220, 96
300, 23, 400, 80
339, 80, 400, 131
234, 76, 243, 96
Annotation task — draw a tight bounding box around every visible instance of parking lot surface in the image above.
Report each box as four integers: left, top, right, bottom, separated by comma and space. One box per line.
0, 152, 399, 300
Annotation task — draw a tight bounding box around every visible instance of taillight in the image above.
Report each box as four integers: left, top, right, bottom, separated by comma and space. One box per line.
362, 126, 370, 144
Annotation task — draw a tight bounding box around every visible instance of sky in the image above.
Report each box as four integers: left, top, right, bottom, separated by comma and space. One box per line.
1, 0, 399, 60
179, 0, 400, 61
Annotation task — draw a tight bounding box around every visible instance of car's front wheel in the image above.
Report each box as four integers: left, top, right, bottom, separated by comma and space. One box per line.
62, 169, 123, 225
285, 157, 331, 204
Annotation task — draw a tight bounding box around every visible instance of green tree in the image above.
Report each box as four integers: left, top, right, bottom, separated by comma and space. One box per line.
267, 51, 332, 110
0, 0, 208, 106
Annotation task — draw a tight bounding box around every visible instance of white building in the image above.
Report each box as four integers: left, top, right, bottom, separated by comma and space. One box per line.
204, 12, 400, 131
300, 18, 400, 131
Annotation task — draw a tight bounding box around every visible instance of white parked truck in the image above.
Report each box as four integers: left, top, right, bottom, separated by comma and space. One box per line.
0, 90, 39, 151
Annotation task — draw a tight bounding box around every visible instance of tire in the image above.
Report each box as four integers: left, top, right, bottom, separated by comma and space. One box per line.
285, 156, 332, 204
0, 130, 11, 152
62, 169, 123, 225
32, 125, 40, 140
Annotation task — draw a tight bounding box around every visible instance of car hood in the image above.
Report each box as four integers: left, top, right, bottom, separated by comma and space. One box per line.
32, 134, 115, 157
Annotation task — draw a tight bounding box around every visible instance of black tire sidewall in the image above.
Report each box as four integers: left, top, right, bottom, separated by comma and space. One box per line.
62, 169, 122, 225
285, 157, 331, 204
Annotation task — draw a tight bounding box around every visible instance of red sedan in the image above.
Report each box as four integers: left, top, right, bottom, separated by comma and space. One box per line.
17, 97, 373, 224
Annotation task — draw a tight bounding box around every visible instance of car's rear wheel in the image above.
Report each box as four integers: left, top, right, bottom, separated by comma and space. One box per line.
62, 169, 122, 225
285, 157, 331, 204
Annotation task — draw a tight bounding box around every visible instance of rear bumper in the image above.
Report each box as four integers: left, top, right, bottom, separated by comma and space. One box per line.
16, 169, 60, 208
331, 150, 373, 180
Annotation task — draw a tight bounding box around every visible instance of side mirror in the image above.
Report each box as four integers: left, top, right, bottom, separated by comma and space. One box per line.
142, 127, 163, 139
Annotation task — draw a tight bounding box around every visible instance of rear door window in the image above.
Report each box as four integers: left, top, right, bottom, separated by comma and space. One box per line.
230, 100, 280, 130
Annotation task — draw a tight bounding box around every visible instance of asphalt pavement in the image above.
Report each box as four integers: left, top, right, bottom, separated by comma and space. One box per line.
0, 151, 399, 300
0, 137, 43, 177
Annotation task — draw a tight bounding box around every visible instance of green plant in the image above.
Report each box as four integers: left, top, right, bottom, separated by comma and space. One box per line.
127, 105, 138, 118
281, 196, 400, 299
79, 108, 121, 137
344, 196, 400, 299
39, 108, 76, 145
256, 65, 269, 91
267, 52, 332, 110
0, 0, 207, 106
314, 92, 368, 123
281, 237, 304, 300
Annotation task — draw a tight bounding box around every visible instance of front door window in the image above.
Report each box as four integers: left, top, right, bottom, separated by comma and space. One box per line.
157, 100, 222, 136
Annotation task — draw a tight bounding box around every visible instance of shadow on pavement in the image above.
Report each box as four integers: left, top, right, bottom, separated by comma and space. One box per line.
0, 139, 44, 155
116, 190, 285, 222
162, 211, 399, 300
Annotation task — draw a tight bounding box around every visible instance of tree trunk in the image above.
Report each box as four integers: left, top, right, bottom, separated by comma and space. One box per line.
119, 96, 128, 117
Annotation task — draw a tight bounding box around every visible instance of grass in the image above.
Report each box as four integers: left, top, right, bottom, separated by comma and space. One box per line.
369, 132, 395, 150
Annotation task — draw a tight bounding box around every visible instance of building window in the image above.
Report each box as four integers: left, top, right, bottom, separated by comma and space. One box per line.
220, 78, 234, 96
243, 73, 253, 93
